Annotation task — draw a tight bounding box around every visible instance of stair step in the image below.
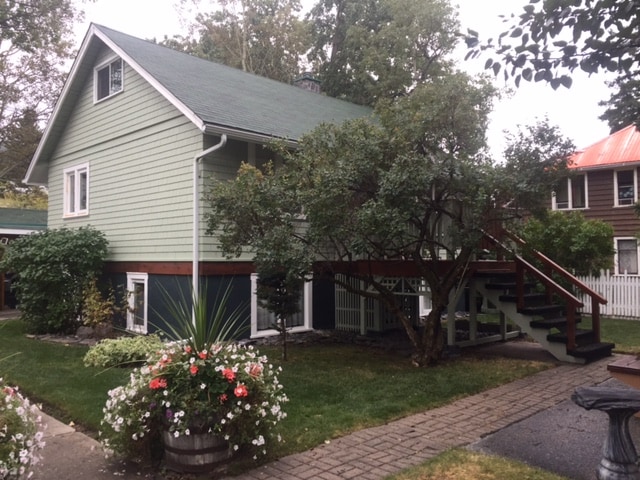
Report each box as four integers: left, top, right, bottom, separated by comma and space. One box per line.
485, 282, 535, 291
568, 342, 615, 362
530, 317, 575, 329
547, 329, 594, 344
499, 293, 548, 304
520, 305, 564, 316
473, 270, 515, 278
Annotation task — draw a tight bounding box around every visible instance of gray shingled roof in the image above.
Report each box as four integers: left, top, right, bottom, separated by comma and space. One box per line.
96, 25, 372, 141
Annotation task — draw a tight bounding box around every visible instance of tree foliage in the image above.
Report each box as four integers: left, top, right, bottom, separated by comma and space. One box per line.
598, 76, 640, 133
465, 0, 639, 91
206, 72, 573, 366
519, 211, 614, 276
307, 0, 459, 105
171, 0, 308, 83
0, 1, 81, 183
0, 227, 109, 334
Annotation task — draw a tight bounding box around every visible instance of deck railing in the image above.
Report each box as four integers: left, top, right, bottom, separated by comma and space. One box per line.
483, 228, 608, 351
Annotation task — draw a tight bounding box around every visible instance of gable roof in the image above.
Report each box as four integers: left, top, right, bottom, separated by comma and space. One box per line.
570, 125, 640, 170
0, 208, 46, 235
25, 24, 372, 184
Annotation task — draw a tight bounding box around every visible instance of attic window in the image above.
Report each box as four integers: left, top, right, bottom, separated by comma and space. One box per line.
95, 57, 123, 102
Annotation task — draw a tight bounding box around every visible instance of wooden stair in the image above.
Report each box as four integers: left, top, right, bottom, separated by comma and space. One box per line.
475, 270, 614, 364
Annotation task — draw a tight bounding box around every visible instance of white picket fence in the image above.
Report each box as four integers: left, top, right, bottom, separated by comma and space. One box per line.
577, 270, 640, 319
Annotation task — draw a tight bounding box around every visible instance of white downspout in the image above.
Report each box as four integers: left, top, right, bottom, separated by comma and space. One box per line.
193, 134, 227, 297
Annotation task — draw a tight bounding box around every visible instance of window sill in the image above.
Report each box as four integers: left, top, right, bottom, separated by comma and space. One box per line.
251, 327, 313, 339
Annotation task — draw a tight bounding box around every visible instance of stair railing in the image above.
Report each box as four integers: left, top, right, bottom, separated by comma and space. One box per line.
482, 228, 608, 351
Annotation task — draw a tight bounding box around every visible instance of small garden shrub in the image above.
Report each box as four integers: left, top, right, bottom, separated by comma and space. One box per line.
83, 335, 164, 368
82, 279, 128, 330
0, 227, 108, 334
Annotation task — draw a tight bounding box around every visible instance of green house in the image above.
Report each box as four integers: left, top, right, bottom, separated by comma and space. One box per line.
25, 24, 371, 336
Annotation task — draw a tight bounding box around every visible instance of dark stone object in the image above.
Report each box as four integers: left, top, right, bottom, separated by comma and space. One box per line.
572, 386, 640, 480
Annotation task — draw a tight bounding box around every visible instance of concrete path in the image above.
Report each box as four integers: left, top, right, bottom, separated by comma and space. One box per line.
21, 336, 625, 480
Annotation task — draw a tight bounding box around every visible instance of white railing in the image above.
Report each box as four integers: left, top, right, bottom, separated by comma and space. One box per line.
577, 270, 640, 319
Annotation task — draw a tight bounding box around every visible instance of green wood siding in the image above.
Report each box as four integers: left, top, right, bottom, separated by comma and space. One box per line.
200, 138, 256, 262
48, 44, 204, 262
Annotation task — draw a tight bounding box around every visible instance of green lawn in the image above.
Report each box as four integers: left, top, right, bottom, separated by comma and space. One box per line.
582, 315, 640, 354
0, 318, 550, 459
385, 449, 569, 480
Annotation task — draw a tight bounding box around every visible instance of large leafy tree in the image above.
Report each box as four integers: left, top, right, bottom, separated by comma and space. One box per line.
465, 0, 640, 135
465, 0, 639, 89
206, 72, 573, 366
519, 211, 614, 277
0, 0, 81, 184
173, 0, 308, 83
307, 0, 459, 105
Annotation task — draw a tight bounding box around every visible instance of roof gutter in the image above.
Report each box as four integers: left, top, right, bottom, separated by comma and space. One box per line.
203, 124, 298, 149
193, 135, 227, 298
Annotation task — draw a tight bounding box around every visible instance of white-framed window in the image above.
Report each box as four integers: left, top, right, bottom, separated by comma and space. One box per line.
127, 272, 148, 333
615, 238, 639, 275
250, 273, 312, 338
614, 169, 637, 207
94, 57, 123, 102
63, 164, 89, 217
552, 174, 587, 210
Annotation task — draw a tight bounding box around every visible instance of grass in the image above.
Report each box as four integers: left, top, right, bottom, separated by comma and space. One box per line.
0, 318, 550, 456
0, 320, 130, 431
385, 449, 569, 480
581, 315, 640, 354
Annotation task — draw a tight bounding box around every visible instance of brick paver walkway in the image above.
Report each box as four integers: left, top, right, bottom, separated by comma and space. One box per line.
225, 355, 617, 480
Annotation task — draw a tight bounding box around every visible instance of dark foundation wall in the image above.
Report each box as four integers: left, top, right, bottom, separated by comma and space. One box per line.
148, 274, 252, 339
313, 275, 335, 330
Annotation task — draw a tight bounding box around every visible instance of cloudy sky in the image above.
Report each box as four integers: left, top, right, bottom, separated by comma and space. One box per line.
74, 0, 614, 157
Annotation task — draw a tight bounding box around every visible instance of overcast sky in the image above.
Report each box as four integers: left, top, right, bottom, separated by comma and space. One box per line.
74, 0, 614, 157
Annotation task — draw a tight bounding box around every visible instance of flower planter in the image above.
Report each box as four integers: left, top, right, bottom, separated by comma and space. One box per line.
162, 429, 231, 474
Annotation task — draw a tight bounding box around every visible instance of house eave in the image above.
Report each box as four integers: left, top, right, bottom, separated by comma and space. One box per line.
202, 124, 298, 148
571, 160, 640, 172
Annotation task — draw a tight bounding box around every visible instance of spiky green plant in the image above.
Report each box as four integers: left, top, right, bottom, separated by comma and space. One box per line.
153, 281, 249, 352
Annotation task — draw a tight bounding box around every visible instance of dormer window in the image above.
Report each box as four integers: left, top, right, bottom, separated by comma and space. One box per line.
95, 57, 123, 102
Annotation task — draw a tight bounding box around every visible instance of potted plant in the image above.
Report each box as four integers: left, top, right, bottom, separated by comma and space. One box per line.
0, 379, 46, 479
99, 284, 288, 474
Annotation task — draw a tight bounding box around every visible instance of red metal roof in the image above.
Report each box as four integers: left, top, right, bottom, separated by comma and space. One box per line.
569, 125, 640, 170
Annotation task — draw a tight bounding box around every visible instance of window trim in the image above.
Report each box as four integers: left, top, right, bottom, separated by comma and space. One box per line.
126, 272, 148, 333
63, 163, 89, 218
552, 174, 588, 210
250, 273, 312, 338
94, 56, 124, 103
614, 168, 638, 207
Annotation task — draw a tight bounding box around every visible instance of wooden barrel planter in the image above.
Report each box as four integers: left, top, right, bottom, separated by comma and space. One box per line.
162, 429, 232, 474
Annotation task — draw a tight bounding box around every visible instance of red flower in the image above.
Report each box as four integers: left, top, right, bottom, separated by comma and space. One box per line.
248, 363, 263, 378
149, 378, 167, 390
219, 393, 228, 404
198, 351, 208, 360
234, 384, 249, 398
222, 368, 236, 382
190, 365, 198, 375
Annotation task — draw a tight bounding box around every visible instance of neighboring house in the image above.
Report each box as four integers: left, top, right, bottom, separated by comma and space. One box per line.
0, 208, 47, 308
24, 24, 371, 336
0, 208, 47, 244
551, 124, 640, 275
